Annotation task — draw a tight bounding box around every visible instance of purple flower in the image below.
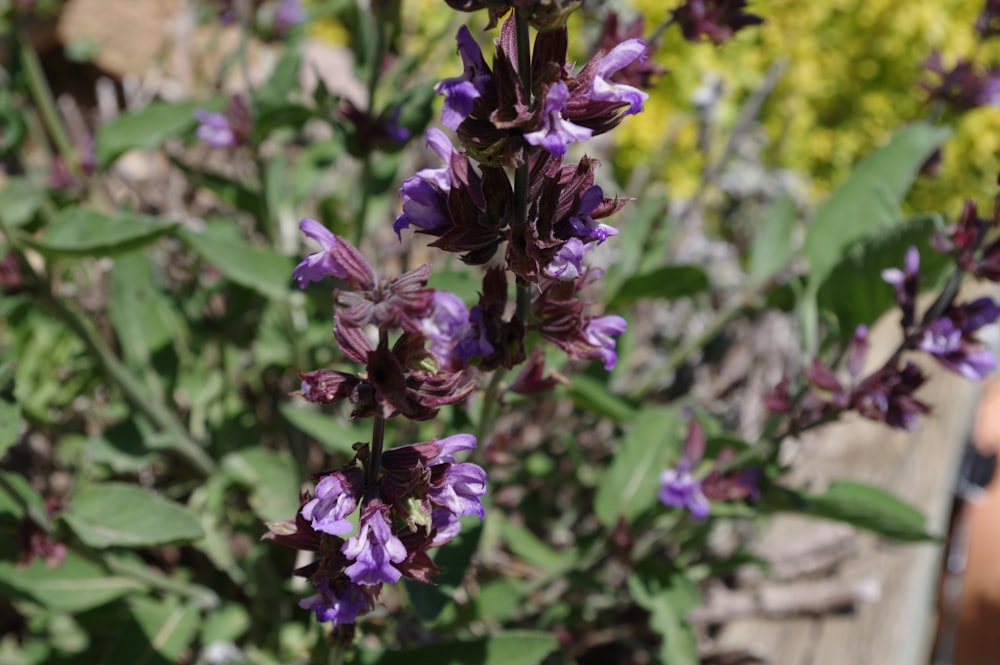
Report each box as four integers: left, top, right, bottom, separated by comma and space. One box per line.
546, 238, 587, 280
299, 580, 368, 624
454, 305, 496, 364
300, 469, 364, 536
658, 461, 710, 520
846, 325, 869, 378
524, 82, 594, 156
589, 39, 650, 115
427, 434, 487, 519
435, 27, 492, 130
918, 298, 1000, 381
274, 0, 306, 33
583, 315, 627, 370
393, 130, 455, 238
430, 462, 487, 519
430, 509, 461, 547
342, 507, 407, 586
881, 246, 920, 328
568, 186, 619, 243
292, 219, 376, 289
420, 291, 470, 365
195, 109, 236, 148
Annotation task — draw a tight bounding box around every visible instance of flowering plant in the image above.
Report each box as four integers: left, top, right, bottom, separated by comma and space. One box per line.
1, 0, 998, 663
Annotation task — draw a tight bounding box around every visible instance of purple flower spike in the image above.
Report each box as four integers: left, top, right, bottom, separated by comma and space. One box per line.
658, 461, 710, 520
299, 580, 368, 624
590, 39, 650, 115
435, 27, 492, 130
524, 82, 594, 156
584, 315, 627, 370
293, 219, 376, 289
342, 508, 407, 586
195, 109, 236, 148
546, 238, 587, 280
300, 469, 364, 536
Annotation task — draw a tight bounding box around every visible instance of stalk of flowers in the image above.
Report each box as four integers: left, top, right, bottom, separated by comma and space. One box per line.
264, 220, 486, 627
660, 189, 1000, 520
394, 6, 653, 381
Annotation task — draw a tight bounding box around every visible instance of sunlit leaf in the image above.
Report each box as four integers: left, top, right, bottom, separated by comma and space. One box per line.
63, 483, 204, 548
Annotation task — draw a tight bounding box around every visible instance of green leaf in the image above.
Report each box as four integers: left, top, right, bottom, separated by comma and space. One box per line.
497, 518, 576, 574
63, 482, 204, 548
95, 99, 208, 167
108, 253, 180, 366
594, 407, 682, 527
102, 596, 200, 665
0, 471, 44, 526
201, 602, 251, 645
175, 225, 294, 301
793, 480, 937, 542
817, 214, 950, 340
565, 373, 637, 423
364, 631, 557, 665
602, 194, 669, 297
279, 402, 366, 455
804, 123, 950, 291
607, 265, 710, 309
473, 579, 525, 624
222, 449, 301, 522
0, 177, 40, 228
405, 521, 482, 623
0, 550, 146, 612
801, 122, 950, 351
27, 207, 177, 257
628, 564, 700, 665
0, 364, 19, 457
748, 192, 796, 286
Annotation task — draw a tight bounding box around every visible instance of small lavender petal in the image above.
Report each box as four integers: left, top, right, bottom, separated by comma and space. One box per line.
342, 510, 407, 586
658, 466, 710, 520
546, 238, 587, 280
299, 580, 367, 624
584, 315, 628, 370
591, 38, 650, 115
524, 82, 594, 156
194, 109, 236, 148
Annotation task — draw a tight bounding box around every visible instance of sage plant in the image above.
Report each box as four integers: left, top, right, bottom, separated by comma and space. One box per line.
266, 0, 651, 630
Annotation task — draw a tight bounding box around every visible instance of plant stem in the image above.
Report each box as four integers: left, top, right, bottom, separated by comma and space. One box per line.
367, 329, 390, 484
16, 29, 82, 179
475, 368, 506, 444
42, 293, 216, 475
355, 14, 386, 248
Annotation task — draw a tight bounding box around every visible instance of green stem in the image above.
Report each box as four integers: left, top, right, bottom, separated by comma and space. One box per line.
475, 368, 506, 444
355, 14, 386, 248
16, 29, 82, 179
42, 293, 215, 475
367, 329, 390, 484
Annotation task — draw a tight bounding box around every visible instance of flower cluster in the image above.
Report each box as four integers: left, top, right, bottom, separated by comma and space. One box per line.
268, 220, 485, 625
394, 12, 650, 374
921, 51, 1000, 113
194, 96, 252, 149
264, 433, 486, 625
658, 419, 760, 519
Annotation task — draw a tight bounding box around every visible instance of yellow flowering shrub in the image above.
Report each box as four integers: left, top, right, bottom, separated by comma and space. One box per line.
620, 0, 1000, 212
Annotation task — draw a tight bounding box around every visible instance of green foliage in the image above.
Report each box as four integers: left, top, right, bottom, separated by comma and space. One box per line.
594, 407, 683, 527
27, 207, 178, 257
362, 631, 558, 665
63, 483, 204, 548
791, 480, 939, 542
95, 100, 211, 167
